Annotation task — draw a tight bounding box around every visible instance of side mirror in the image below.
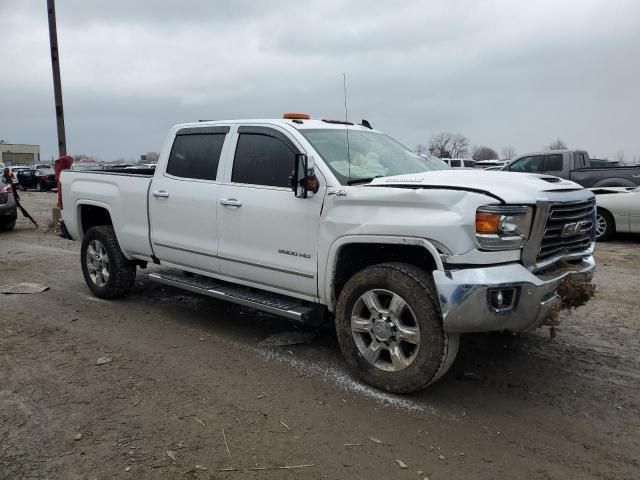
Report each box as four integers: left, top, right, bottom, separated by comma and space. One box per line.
290, 153, 318, 198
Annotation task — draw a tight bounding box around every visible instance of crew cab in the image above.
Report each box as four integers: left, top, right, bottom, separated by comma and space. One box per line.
506, 150, 640, 188
60, 115, 596, 393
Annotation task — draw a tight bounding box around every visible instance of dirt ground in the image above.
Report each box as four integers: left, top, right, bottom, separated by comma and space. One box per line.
1, 192, 639, 480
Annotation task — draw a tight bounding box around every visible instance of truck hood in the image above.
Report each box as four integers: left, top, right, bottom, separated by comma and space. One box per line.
368, 170, 583, 204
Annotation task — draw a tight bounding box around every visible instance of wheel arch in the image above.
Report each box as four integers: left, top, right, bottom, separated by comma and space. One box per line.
76, 200, 115, 240
596, 206, 616, 232
323, 236, 446, 312
592, 177, 637, 188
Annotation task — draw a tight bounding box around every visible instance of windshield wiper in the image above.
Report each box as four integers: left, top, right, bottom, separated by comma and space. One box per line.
347, 176, 382, 185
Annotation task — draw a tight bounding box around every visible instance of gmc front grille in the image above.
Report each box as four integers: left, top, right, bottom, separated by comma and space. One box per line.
537, 199, 595, 262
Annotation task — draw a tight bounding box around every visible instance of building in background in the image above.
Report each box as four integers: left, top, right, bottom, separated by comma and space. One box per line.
0, 140, 41, 166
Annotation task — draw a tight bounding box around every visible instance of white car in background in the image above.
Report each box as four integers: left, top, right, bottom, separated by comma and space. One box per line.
474, 159, 508, 169
442, 158, 475, 169
591, 186, 640, 240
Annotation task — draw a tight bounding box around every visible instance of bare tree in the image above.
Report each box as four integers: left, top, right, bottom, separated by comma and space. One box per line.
615, 150, 626, 165
501, 146, 517, 160
144, 151, 160, 163
472, 146, 499, 161
546, 138, 567, 150
72, 153, 99, 162
429, 132, 470, 158
414, 144, 429, 156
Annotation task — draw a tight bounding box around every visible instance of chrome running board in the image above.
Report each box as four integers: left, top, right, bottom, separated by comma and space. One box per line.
148, 271, 320, 324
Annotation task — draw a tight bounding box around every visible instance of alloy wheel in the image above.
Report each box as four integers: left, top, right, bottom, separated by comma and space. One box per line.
595, 213, 607, 239
86, 240, 110, 287
350, 289, 421, 372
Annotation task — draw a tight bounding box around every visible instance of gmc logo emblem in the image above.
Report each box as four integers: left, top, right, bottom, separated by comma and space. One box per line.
560, 220, 590, 238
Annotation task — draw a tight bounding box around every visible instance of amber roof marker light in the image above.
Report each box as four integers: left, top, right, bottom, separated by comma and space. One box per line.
283, 113, 311, 120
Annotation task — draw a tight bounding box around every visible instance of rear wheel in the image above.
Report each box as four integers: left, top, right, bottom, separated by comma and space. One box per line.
335, 262, 459, 394
595, 208, 615, 241
0, 217, 16, 231
81, 226, 136, 298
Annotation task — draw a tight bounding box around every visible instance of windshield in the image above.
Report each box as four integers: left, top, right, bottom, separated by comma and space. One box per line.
421, 155, 451, 170
301, 129, 431, 184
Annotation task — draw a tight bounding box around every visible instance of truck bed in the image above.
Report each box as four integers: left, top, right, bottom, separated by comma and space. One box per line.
570, 165, 640, 187
60, 170, 155, 261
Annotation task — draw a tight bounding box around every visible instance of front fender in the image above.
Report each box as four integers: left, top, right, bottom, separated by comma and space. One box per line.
321, 235, 445, 312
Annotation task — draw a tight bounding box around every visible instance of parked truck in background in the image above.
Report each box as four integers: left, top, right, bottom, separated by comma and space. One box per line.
506, 150, 640, 187
59, 114, 596, 393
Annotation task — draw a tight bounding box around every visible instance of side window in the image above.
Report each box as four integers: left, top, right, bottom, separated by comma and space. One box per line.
166, 133, 225, 181
450, 159, 461, 167
508, 157, 528, 171
232, 133, 295, 188
545, 154, 563, 172
509, 156, 544, 172
574, 152, 582, 169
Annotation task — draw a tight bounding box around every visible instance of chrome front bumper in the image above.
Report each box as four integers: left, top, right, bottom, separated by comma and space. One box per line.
432, 256, 595, 333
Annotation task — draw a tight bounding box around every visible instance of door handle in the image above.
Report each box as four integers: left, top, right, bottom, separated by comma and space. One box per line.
220, 198, 242, 207
152, 190, 170, 198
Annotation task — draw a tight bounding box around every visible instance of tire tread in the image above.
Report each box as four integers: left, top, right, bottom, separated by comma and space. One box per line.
335, 262, 459, 393
81, 225, 136, 299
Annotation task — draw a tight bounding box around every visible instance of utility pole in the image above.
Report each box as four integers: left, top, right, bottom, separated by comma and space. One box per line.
47, 0, 66, 156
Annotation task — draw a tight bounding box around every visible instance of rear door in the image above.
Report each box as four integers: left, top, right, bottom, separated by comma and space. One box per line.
216, 125, 323, 298
149, 126, 230, 272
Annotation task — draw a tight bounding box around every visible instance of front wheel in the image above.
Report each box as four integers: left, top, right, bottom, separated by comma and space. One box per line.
595, 208, 615, 241
335, 262, 459, 394
81, 225, 137, 299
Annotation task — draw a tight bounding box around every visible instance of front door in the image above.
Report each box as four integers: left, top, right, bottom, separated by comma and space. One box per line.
149, 126, 229, 272
217, 126, 323, 298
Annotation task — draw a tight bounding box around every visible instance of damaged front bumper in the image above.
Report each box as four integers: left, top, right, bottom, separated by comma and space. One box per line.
433, 256, 595, 333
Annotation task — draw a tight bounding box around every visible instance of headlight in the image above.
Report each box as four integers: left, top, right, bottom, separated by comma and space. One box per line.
476, 205, 533, 250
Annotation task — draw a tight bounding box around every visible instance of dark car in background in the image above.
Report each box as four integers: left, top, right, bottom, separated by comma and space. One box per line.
505, 150, 640, 187
17, 164, 57, 191
0, 175, 17, 231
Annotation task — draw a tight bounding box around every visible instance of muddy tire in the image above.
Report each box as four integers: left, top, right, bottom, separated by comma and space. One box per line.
81, 226, 136, 299
595, 208, 615, 241
335, 262, 459, 394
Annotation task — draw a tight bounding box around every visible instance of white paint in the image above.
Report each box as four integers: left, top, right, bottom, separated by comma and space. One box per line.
256, 346, 438, 414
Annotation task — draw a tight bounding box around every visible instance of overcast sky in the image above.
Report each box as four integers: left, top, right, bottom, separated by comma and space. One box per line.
1, 0, 639, 162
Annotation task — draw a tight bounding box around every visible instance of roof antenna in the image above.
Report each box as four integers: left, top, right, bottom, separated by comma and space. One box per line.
343, 72, 351, 184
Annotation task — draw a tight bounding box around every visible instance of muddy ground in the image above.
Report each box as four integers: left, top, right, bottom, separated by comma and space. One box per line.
1, 192, 639, 480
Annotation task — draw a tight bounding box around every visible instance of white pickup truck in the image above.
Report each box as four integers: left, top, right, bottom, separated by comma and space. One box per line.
60, 115, 596, 393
